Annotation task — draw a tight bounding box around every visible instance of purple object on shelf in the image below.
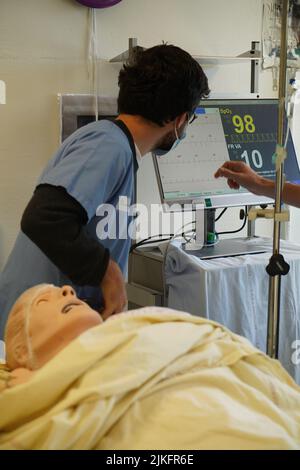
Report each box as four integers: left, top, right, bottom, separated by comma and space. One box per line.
75, 0, 122, 8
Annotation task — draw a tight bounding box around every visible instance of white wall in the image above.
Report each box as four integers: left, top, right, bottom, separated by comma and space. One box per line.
0, 0, 276, 268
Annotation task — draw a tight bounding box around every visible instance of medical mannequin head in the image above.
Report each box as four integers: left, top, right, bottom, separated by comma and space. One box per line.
5, 285, 102, 371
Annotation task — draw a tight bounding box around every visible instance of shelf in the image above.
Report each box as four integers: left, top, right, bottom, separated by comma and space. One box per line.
110, 45, 145, 63
109, 38, 261, 65
109, 38, 261, 94
193, 50, 261, 65
110, 38, 145, 63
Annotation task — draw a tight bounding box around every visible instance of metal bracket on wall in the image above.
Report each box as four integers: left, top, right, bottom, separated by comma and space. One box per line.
250, 41, 260, 94
110, 37, 145, 64
110, 38, 261, 94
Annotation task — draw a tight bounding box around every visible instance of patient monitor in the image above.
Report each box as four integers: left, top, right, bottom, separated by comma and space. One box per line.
153, 99, 300, 258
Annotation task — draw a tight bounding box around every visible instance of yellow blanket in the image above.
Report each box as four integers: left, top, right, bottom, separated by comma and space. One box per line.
0, 307, 300, 450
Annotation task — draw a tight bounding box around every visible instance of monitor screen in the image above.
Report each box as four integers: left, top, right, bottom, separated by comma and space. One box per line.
153, 99, 300, 209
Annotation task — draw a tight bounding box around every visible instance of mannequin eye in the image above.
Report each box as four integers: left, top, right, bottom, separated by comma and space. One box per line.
37, 298, 48, 305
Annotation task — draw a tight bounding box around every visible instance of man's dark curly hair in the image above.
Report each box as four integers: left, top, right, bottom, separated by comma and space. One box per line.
118, 44, 210, 127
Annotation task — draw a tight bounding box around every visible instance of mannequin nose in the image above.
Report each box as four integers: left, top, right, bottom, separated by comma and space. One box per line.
61, 286, 75, 297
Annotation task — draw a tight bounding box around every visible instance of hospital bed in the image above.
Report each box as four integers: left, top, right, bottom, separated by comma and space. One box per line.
0, 306, 299, 450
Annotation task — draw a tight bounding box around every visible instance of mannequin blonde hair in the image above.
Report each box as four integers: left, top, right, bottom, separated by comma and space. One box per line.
4, 284, 53, 370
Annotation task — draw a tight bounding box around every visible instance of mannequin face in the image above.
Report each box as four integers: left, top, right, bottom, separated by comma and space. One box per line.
30, 285, 102, 366
5, 285, 102, 370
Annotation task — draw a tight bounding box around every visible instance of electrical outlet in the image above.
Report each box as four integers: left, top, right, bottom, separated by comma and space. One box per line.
0, 80, 6, 104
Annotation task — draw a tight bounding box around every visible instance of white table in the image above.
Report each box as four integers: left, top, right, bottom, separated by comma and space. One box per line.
165, 237, 300, 383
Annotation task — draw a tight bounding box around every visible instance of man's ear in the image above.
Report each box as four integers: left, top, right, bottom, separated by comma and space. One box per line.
175, 112, 188, 128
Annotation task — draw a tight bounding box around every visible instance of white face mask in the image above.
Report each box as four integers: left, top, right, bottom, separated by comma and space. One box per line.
154, 118, 188, 157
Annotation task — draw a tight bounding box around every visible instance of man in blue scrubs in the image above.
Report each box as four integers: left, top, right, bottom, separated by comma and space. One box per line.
0, 44, 209, 338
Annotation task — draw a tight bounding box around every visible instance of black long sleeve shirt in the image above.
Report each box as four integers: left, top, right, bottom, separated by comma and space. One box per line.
21, 184, 110, 286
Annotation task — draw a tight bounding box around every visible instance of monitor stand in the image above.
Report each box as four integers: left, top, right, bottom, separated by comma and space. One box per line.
182, 236, 267, 260
182, 207, 267, 260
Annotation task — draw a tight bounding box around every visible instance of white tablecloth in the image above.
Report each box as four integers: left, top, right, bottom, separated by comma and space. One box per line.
165, 237, 300, 383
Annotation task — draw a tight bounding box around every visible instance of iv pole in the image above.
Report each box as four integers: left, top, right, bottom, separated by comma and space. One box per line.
266, 0, 290, 358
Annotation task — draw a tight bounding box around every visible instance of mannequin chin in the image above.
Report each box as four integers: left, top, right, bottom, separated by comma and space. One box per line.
4, 284, 103, 383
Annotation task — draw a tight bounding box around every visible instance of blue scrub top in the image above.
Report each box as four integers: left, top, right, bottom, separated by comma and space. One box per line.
0, 120, 137, 339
